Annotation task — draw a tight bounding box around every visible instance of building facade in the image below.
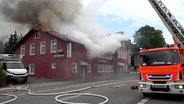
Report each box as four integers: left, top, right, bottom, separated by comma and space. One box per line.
13, 26, 129, 80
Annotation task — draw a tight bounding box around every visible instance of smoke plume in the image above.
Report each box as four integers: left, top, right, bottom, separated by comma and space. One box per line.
1, 0, 81, 29
0, 0, 128, 57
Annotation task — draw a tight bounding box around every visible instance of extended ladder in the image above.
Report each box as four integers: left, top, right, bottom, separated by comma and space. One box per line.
148, 0, 184, 46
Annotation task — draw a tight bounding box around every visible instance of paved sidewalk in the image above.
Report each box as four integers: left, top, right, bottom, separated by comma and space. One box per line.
2, 72, 138, 89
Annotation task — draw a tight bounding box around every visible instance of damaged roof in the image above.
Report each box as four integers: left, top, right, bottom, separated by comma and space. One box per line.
12, 25, 82, 51
32, 25, 72, 41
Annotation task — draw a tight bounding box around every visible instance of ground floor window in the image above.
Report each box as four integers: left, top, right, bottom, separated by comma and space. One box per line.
29, 64, 35, 75
71, 63, 78, 74
98, 64, 113, 73
87, 64, 91, 73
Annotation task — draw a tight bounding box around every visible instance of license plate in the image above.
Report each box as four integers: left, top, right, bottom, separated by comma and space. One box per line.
152, 85, 167, 88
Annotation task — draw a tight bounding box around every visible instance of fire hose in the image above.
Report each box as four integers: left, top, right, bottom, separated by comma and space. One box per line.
0, 80, 137, 104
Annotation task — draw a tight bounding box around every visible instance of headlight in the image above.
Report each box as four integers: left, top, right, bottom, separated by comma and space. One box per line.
139, 84, 146, 88
179, 85, 183, 89
140, 84, 144, 88
174, 85, 184, 89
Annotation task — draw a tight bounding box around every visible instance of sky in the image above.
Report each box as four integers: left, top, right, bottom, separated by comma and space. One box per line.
82, 0, 184, 44
1, 0, 184, 44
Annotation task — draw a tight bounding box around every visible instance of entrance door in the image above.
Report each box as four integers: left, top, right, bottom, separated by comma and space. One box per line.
80, 66, 86, 79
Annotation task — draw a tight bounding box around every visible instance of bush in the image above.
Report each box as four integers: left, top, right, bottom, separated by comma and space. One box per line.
0, 67, 7, 87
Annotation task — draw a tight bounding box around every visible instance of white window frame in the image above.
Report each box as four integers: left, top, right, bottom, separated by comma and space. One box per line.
50, 40, 57, 53
67, 42, 72, 58
29, 64, 35, 75
87, 64, 91, 73
21, 45, 25, 56
98, 64, 102, 73
123, 51, 128, 59
102, 65, 105, 73
40, 41, 46, 54
71, 63, 78, 74
118, 49, 123, 59
118, 50, 120, 58
30, 43, 35, 56
121, 51, 123, 58
87, 51, 90, 57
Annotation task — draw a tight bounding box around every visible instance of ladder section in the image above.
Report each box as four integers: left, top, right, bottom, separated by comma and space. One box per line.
148, 0, 184, 45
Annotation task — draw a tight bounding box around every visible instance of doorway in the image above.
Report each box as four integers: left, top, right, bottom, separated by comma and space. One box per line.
80, 65, 87, 79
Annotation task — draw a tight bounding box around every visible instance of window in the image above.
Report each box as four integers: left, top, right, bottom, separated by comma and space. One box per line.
51, 63, 56, 69
29, 64, 35, 75
123, 51, 127, 59
98, 64, 102, 73
30, 43, 35, 56
40, 41, 46, 54
118, 50, 120, 58
50, 40, 57, 53
87, 51, 90, 57
110, 65, 113, 72
140, 50, 179, 66
67, 42, 72, 58
87, 64, 91, 73
123, 42, 126, 47
35, 32, 41, 39
102, 65, 105, 72
118, 49, 123, 58
6, 63, 25, 69
181, 55, 184, 72
21, 45, 25, 56
71, 63, 77, 74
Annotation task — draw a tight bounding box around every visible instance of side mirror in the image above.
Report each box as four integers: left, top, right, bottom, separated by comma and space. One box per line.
131, 54, 138, 67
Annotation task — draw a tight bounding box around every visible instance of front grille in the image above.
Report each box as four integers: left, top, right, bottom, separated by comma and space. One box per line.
147, 74, 172, 81
14, 73, 27, 75
150, 85, 170, 92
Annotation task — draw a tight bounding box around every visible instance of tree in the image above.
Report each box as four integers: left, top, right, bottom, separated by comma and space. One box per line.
0, 41, 4, 54
3, 30, 19, 54
132, 25, 166, 53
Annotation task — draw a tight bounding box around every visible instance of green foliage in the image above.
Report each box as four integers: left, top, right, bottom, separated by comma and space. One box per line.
0, 41, 4, 54
0, 68, 6, 80
3, 30, 19, 54
0, 66, 7, 87
130, 44, 139, 54
132, 25, 166, 53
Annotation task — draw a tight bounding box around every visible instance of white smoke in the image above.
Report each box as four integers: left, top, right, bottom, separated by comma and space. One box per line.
58, 15, 128, 57
0, 0, 129, 57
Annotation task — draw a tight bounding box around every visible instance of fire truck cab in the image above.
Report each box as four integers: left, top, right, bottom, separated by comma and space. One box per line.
135, 46, 184, 96
131, 0, 184, 96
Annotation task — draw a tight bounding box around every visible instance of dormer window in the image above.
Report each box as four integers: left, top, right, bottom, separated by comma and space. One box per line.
35, 31, 41, 39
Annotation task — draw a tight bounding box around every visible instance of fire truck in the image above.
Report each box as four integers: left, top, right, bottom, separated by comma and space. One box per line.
132, 0, 184, 96
0, 54, 28, 83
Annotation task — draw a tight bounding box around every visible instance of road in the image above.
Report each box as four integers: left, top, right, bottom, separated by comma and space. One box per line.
0, 73, 184, 104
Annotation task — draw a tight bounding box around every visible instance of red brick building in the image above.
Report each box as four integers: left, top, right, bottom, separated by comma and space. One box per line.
13, 26, 129, 80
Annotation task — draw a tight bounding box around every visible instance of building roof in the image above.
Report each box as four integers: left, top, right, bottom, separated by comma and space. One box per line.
32, 25, 72, 41
12, 25, 82, 51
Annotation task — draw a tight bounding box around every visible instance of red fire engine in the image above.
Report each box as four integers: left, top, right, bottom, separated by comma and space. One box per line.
132, 0, 184, 96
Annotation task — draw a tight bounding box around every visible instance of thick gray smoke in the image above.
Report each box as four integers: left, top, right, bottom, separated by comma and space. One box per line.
0, 0, 128, 57
1, 0, 81, 30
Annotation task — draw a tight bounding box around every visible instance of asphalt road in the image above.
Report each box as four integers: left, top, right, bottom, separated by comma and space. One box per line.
1, 73, 184, 104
